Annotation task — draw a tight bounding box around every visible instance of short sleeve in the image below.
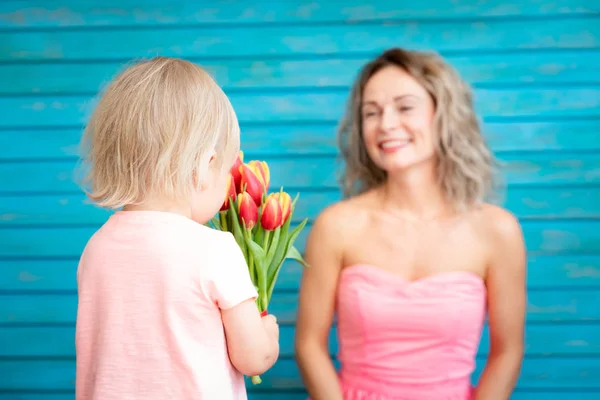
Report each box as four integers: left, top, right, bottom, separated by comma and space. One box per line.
209, 233, 258, 310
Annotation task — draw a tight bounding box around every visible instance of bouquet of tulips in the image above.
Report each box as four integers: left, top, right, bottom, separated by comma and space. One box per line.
208, 151, 309, 384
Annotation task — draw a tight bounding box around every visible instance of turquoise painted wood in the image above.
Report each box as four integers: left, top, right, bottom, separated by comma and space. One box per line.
0, 0, 599, 398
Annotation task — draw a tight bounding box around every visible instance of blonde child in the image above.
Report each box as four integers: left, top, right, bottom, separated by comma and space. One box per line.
75, 57, 279, 400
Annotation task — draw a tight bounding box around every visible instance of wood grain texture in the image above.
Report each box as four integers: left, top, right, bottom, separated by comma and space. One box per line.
1, 356, 599, 390
0, 393, 598, 400
1, 323, 599, 359
0, 288, 598, 325
1, 87, 599, 128
1, 186, 600, 227
2, 254, 600, 292
2, 50, 600, 95
2, 119, 600, 160
1, 16, 598, 62
0, 394, 599, 400
1, 0, 596, 28
0, 153, 599, 194
0, 220, 598, 260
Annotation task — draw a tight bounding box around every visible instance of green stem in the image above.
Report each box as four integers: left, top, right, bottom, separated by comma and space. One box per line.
251, 375, 262, 385
262, 230, 271, 253
258, 230, 271, 310
246, 228, 256, 285
219, 211, 228, 232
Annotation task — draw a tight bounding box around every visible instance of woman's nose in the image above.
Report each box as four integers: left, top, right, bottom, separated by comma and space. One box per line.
380, 106, 400, 131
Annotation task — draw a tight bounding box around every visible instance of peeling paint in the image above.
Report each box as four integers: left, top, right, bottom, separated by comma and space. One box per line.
19, 271, 41, 282
565, 264, 600, 279
528, 300, 577, 315
0, 213, 18, 221
566, 340, 589, 347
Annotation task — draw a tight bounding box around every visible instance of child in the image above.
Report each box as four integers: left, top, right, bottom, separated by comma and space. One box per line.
75, 56, 280, 399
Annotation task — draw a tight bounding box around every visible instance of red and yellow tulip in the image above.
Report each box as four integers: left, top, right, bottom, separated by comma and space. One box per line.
240, 161, 270, 205
220, 173, 237, 211
275, 192, 292, 223
260, 193, 283, 231
230, 151, 244, 192
237, 191, 258, 229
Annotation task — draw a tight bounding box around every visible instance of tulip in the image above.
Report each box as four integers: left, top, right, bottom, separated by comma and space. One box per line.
275, 192, 292, 223
237, 191, 258, 229
248, 160, 270, 190
230, 151, 244, 192
220, 173, 237, 211
240, 161, 270, 205
261, 193, 283, 231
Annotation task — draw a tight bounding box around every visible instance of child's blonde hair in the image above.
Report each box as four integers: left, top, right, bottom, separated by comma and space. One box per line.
78, 56, 240, 209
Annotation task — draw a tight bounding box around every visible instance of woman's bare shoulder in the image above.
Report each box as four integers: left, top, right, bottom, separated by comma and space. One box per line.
470, 203, 525, 259
306, 193, 374, 255
313, 193, 372, 230
475, 203, 522, 238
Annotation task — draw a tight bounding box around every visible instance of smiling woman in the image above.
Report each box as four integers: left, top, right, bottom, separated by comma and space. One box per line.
339, 48, 496, 209
294, 48, 526, 400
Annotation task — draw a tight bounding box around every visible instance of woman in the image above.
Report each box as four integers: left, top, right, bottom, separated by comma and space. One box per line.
295, 48, 526, 400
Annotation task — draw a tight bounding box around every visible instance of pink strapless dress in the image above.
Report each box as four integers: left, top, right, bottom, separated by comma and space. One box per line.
335, 264, 487, 400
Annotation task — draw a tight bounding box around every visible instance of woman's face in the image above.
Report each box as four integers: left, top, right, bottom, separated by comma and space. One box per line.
361, 65, 437, 174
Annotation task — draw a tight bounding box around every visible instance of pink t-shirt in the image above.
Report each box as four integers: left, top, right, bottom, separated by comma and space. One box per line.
75, 210, 258, 400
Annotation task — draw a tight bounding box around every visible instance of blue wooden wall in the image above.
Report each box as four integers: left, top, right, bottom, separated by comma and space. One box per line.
1, 1, 599, 399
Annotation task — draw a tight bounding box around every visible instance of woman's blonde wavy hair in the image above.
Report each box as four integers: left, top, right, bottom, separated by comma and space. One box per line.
338, 48, 498, 211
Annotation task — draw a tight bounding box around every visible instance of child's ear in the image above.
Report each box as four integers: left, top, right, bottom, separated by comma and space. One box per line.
194, 150, 217, 190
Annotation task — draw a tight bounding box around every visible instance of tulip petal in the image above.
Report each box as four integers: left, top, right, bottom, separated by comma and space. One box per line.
240, 163, 265, 206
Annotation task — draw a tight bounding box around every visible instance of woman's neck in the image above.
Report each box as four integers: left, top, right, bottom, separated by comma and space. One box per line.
379, 162, 452, 221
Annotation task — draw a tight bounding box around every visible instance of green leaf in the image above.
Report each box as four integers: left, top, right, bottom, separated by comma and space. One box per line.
244, 233, 267, 264
265, 218, 292, 301
255, 221, 265, 248
286, 245, 309, 268
285, 217, 308, 258
227, 198, 247, 259
265, 227, 281, 267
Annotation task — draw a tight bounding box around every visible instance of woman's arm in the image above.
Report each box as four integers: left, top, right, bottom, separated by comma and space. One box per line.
295, 205, 346, 400
474, 207, 526, 400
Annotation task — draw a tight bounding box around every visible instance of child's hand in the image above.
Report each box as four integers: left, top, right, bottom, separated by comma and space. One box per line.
222, 299, 280, 376
262, 314, 279, 341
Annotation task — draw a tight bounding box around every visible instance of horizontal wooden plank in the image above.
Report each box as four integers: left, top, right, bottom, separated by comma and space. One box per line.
0, 220, 598, 259
0, 395, 308, 400
0, 288, 598, 325
1, 17, 598, 62
1, 186, 599, 228
2, 323, 599, 358
3, 50, 600, 95
278, 253, 600, 291
254, 357, 600, 390
0, 393, 598, 400
1, 88, 599, 128
1, 153, 599, 194
0, 0, 595, 29
2, 119, 599, 160
1, 356, 599, 391
3, 253, 600, 293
